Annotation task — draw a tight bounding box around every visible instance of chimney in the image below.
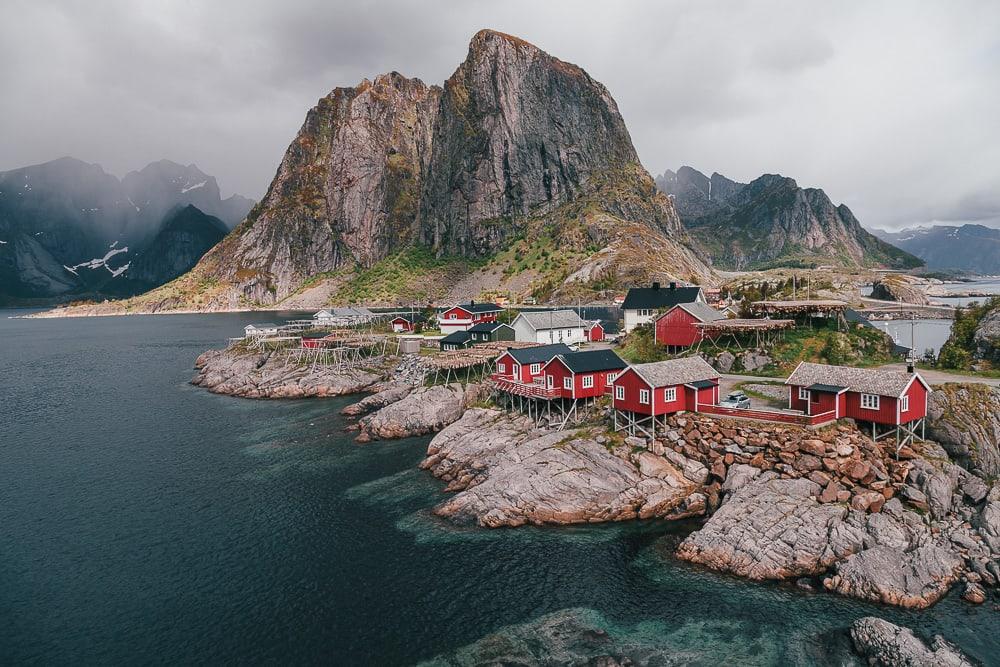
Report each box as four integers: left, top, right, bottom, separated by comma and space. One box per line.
907, 361, 914, 374
652, 282, 660, 290
669, 282, 677, 290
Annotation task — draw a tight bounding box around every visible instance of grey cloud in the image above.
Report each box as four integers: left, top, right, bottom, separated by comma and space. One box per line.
1, 0, 998, 232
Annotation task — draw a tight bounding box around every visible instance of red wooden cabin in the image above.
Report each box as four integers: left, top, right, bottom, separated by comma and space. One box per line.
541, 350, 626, 400
612, 356, 720, 437
785, 362, 931, 445
584, 321, 605, 342
390, 316, 415, 333
438, 301, 503, 334
654, 303, 725, 351
493, 344, 573, 385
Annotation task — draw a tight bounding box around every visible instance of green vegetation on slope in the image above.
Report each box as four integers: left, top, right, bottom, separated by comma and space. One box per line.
938, 296, 1000, 370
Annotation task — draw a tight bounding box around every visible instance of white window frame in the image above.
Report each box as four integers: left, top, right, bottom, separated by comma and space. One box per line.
449, 313, 457, 319
639, 389, 650, 405
664, 387, 677, 402
615, 385, 625, 400
582, 375, 594, 389
798, 387, 810, 401
497, 362, 506, 373
513, 364, 520, 378
606, 372, 616, 384
546, 374, 554, 389
530, 363, 541, 375
900, 395, 909, 412
563, 377, 572, 390
860, 393, 880, 410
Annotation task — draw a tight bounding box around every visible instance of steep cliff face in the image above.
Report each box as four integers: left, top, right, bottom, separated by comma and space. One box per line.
420, 30, 666, 256
194, 72, 440, 304
657, 166, 921, 271
88, 31, 709, 312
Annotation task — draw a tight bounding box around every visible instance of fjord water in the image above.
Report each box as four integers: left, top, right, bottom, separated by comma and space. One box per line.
1, 312, 996, 665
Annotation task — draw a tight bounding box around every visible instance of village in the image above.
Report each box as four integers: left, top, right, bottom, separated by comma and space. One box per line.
236, 281, 931, 455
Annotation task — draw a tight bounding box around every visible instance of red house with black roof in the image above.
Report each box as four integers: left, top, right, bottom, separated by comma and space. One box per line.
622, 282, 705, 333
654, 303, 725, 351
584, 320, 605, 342
785, 362, 931, 445
612, 356, 719, 437
438, 301, 503, 334
541, 349, 626, 400
493, 344, 573, 385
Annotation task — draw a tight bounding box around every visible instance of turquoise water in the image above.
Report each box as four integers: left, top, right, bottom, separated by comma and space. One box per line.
1, 310, 996, 664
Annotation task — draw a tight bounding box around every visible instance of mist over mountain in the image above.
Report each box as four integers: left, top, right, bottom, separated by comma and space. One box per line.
656, 166, 921, 271
0, 157, 252, 304
874, 224, 1000, 275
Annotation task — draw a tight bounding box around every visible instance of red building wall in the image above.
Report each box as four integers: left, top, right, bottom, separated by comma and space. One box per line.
586, 323, 605, 342
612, 369, 688, 416
654, 307, 703, 348
544, 358, 624, 399
899, 379, 928, 423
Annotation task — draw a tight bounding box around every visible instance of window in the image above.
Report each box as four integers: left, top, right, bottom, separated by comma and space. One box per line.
497, 362, 506, 374
798, 387, 810, 401
563, 377, 572, 390
582, 375, 594, 388
900, 395, 909, 412
449, 313, 457, 319
639, 389, 650, 405
664, 387, 676, 402
606, 372, 616, 384
615, 385, 625, 400
861, 393, 880, 410
530, 363, 541, 375
638, 309, 652, 317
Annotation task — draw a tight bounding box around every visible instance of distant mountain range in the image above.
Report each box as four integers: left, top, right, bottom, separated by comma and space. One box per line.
873, 224, 1000, 275
656, 166, 921, 271
0, 157, 252, 304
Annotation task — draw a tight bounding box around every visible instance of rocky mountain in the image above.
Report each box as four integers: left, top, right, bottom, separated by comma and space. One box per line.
874, 224, 1000, 275
114, 30, 710, 312
0, 157, 252, 304
656, 166, 921, 271
119, 205, 229, 295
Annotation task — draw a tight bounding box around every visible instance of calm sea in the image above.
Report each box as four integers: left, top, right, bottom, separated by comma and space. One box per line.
1, 310, 996, 665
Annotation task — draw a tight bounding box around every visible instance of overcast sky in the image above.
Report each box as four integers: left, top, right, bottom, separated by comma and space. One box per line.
3, 0, 998, 230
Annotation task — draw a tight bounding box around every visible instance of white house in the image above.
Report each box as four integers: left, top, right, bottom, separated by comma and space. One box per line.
511, 310, 588, 344
244, 323, 281, 337
313, 307, 375, 326
621, 282, 705, 333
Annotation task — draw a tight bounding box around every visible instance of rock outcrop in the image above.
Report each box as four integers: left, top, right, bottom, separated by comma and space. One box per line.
356, 383, 479, 441
191, 347, 380, 398
675, 476, 864, 580
421, 409, 707, 527
850, 617, 974, 667
656, 166, 920, 270
870, 275, 932, 305
927, 383, 1000, 483
340, 383, 412, 416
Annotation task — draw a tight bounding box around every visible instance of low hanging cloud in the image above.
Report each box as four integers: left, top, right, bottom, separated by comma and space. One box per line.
2, 0, 998, 231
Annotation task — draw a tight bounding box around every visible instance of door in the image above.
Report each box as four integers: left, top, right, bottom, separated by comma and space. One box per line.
546, 375, 554, 389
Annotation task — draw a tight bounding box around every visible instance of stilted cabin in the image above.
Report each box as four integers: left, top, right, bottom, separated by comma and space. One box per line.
244, 323, 281, 337
622, 282, 705, 333
511, 310, 588, 344
654, 303, 725, 352
542, 350, 626, 400
784, 362, 930, 447
493, 343, 573, 385
584, 320, 605, 342
467, 321, 515, 344
390, 316, 417, 333
612, 356, 720, 437
438, 302, 503, 334
439, 331, 474, 351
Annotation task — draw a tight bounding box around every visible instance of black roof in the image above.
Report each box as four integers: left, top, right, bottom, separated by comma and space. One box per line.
449, 302, 503, 313
557, 349, 627, 373
468, 321, 511, 333
807, 383, 847, 393
688, 379, 717, 389
440, 331, 472, 344
622, 285, 702, 310
506, 344, 573, 364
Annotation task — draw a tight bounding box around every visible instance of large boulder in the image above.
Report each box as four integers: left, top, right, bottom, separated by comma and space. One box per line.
927, 384, 1000, 479
357, 383, 471, 440
850, 617, 973, 667
675, 476, 865, 579
341, 383, 412, 416
976, 486, 1000, 554
824, 544, 963, 609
